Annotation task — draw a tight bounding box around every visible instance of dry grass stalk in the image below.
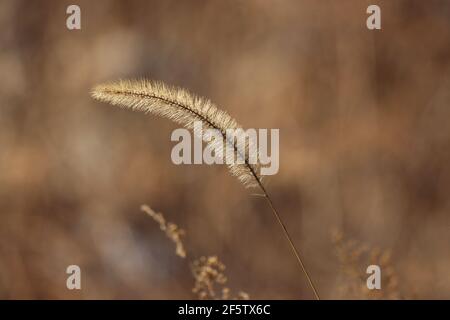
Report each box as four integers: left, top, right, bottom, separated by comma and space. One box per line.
191, 256, 250, 300
92, 79, 319, 299
141, 204, 186, 258
141, 204, 249, 299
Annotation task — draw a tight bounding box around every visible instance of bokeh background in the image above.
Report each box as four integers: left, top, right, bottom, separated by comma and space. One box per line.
1, 0, 450, 299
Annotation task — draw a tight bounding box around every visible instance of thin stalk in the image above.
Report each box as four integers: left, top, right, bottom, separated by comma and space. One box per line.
259, 183, 320, 300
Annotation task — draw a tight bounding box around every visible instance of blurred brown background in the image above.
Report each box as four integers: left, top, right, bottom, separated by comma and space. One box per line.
1, 0, 450, 299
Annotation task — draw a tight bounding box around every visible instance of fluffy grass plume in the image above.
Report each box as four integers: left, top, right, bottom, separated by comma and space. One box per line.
92, 79, 261, 188
91, 79, 320, 300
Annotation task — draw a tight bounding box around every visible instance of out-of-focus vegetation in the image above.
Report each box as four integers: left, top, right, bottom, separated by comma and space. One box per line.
1, 0, 450, 299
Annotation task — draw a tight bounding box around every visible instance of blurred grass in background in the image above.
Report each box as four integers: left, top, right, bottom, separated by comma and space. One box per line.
1, 0, 450, 299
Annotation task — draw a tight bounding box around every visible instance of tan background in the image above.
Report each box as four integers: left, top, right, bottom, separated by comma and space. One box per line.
1, 0, 450, 299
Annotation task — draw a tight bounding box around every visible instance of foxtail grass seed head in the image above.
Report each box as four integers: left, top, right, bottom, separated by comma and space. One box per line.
91, 79, 279, 188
